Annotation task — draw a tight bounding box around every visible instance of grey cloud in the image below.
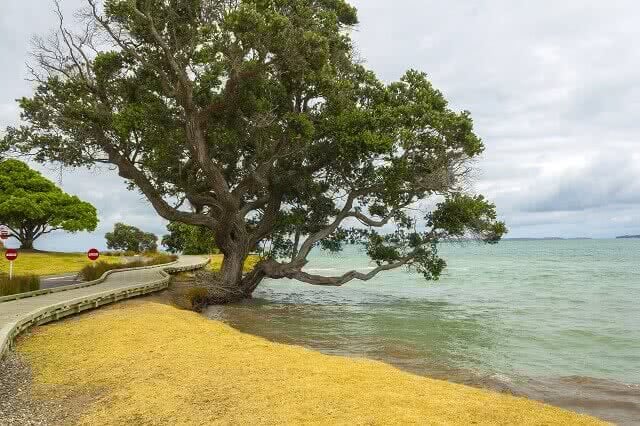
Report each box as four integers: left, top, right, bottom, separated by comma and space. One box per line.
350, 0, 640, 237
520, 155, 640, 213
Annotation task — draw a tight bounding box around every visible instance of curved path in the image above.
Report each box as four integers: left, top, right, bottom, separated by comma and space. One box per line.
0, 255, 209, 360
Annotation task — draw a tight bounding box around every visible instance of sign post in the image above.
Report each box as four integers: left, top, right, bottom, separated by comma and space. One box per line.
87, 248, 100, 267
5, 249, 18, 280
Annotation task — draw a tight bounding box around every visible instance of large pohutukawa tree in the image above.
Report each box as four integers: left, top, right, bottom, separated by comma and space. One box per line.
2, 0, 506, 302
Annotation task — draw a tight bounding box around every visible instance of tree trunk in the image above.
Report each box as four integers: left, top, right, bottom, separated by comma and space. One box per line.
20, 239, 34, 250
220, 249, 245, 288
291, 228, 301, 260
199, 248, 265, 305
18, 227, 37, 250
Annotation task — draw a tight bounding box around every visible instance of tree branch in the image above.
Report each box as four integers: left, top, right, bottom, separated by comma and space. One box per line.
87, 0, 176, 96
248, 191, 284, 247
4, 225, 22, 242
99, 142, 217, 228
238, 195, 270, 218
287, 256, 414, 286
130, 3, 193, 97
293, 191, 359, 262
347, 210, 396, 227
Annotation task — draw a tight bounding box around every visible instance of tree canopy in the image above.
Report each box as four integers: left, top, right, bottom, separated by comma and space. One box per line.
162, 221, 217, 255
105, 222, 157, 253
1, 0, 505, 302
0, 159, 98, 249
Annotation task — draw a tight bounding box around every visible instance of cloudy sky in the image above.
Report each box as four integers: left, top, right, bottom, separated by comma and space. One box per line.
1, 1, 639, 251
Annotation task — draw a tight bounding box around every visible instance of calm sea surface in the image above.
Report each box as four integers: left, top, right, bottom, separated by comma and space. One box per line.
205, 240, 640, 424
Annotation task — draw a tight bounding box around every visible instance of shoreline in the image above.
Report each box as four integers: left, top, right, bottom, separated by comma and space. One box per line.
5, 299, 605, 425
204, 298, 640, 425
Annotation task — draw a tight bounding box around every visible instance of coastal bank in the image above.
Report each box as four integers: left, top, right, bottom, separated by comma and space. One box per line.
9, 300, 604, 425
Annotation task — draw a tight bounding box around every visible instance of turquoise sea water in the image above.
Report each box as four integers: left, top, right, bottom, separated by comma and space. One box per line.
206, 240, 640, 423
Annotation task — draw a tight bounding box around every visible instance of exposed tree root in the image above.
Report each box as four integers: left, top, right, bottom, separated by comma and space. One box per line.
169, 271, 252, 311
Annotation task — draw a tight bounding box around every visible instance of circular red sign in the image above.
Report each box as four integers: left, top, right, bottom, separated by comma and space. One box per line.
5, 248, 17, 261
87, 248, 100, 261
0, 228, 9, 240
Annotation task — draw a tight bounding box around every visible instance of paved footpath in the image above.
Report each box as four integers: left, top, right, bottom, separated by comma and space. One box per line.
0, 255, 209, 359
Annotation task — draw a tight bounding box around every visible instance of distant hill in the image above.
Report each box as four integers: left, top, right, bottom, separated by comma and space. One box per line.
616, 235, 640, 239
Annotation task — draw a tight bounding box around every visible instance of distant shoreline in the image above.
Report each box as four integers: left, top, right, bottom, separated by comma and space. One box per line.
615, 235, 640, 239
504, 237, 593, 241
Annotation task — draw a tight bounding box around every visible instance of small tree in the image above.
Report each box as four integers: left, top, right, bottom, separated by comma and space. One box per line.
105, 222, 157, 253
0, 159, 98, 249
162, 222, 217, 255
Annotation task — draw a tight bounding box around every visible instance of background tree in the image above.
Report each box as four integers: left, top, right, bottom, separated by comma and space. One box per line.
162, 222, 217, 255
105, 222, 157, 253
0, 159, 98, 249
2, 0, 506, 302
139, 232, 158, 253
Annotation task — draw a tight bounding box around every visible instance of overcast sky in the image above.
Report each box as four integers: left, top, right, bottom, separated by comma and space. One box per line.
1, 1, 639, 251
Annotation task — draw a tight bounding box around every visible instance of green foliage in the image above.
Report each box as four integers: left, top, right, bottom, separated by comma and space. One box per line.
2, 0, 506, 288
162, 222, 217, 255
105, 223, 157, 253
79, 254, 177, 281
0, 159, 98, 249
0, 274, 40, 297
429, 194, 507, 244
79, 261, 122, 282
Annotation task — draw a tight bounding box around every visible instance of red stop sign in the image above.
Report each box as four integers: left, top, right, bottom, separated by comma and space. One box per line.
87, 248, 100, 261
5, 249, 17, 261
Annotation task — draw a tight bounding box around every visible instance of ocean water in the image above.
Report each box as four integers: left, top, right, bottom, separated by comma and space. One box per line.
205, 240, 640, 424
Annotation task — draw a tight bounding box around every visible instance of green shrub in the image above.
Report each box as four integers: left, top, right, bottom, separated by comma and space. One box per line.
78, 261, 116, 282
146, 254, 178, 265
0, 274, 40, 297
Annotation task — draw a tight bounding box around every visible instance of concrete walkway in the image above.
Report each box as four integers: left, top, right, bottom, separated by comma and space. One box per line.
0, 255, 209, 359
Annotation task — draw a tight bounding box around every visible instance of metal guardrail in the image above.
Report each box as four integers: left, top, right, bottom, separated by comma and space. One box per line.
0, 257, 209, 361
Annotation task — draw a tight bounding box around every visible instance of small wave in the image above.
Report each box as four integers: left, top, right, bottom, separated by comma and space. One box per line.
488, 373, 513, 383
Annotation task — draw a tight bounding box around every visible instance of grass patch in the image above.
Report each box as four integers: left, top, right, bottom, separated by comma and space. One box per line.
0, 250, 121, 276
208, 254, 260, 272
78, 254, 178, 281
0, 274, 40, 297
18, 301, 604, 425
